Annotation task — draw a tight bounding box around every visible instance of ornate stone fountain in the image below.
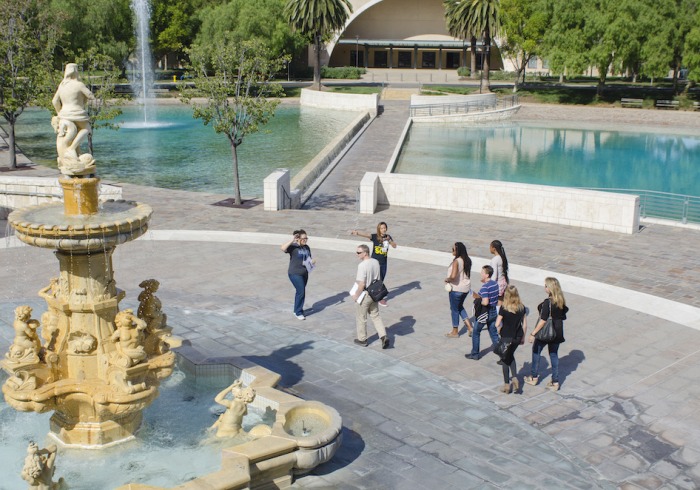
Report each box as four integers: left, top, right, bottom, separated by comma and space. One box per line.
1, 63, 179, 447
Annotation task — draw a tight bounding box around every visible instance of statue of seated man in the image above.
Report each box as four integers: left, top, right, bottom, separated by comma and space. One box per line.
51, 63, 95, 174
111, 309, 147, 366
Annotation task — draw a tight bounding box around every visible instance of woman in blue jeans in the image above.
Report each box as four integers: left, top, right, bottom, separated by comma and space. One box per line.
525, 277, 569, 391
281, 229, 314, 320
444, 242, 473, 338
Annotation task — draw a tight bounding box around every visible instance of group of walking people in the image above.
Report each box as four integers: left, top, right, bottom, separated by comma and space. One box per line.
282, 223, 569, 392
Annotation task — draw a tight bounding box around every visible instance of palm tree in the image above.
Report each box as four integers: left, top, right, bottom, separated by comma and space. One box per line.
444, 1, 477, 79
284, 0, 353, 91
444, 0, 502, 92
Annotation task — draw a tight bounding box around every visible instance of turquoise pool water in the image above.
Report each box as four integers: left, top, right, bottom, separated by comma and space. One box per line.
394, 123, 700, 196
15, 104, 358, 196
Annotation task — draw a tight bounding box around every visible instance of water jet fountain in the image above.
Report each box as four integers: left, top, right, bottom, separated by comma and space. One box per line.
129, 0, 156, 126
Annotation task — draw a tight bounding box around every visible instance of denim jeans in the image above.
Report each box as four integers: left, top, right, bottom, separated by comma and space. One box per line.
288, 273, 308, 316
448, 291, 468, 327
470, 310, 499, 357
531, 340, 560, 383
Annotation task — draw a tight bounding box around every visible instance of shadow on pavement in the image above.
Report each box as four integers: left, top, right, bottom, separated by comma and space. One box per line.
244, 341, 314, 387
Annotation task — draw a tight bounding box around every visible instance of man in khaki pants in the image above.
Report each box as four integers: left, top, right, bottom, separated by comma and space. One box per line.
351, 244, 389, 349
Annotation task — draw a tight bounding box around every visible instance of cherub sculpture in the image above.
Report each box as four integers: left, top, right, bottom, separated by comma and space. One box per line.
111, 309, 147, 366
211, 380, 256, 438
137, 279, 167, 332
6, 306, 41, 364
21, 442, 66, 490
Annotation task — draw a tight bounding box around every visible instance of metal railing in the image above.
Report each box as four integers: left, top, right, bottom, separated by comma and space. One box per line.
409, 95, 519, 118
584, 188, 700, 224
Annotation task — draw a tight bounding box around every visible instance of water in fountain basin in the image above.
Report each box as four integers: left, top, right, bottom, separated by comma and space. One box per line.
0, 369, 275, 489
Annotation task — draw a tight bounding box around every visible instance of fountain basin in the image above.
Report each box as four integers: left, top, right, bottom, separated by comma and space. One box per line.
9, 200, 152, 251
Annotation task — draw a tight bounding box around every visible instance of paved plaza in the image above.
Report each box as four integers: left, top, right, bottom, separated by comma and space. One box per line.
2, 99, 700, 489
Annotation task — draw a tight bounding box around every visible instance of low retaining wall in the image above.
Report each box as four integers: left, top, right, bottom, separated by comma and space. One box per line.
410, 93, 496, 106
265, 111, 371, 210
0, 176, 122, 218
300, 88, 379, 115
360, 172, 641, 234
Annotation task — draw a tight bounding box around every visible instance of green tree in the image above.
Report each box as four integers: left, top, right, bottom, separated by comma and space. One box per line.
284, 0, 353, 91
685, 5, 700, 83
0, 0, 58, 169
151, 0, 204, 68
51, 0, 132, 72
196, 0, 305, 59
444, 0, 478, 79
444, 0, 502, 92
75, 48, 125, 155
639, 0, 675, 83
541, 0, 591, 82
181, 38, 286, 205
499, 0, 549, 91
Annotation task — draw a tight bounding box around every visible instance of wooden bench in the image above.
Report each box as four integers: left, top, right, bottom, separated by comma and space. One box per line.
655, 99, 679, 110
620, 98, 643, 108
693, 101, 700, 111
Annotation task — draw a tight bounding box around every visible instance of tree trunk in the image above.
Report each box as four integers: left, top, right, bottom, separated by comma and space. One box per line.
313, 33, 322, 91
8, 121, 17, 169
230, 139, 242, 205
481, 32, 491, 93
470, 37, 477, 79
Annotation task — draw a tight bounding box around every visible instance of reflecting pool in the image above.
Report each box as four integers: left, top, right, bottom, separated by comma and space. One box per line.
394, 123, 700, 196
15, 104, 358, 196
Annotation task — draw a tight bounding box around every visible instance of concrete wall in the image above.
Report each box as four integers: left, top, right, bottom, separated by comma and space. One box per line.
300, 89, 379, 115
0, 176, 122, 219
410, 93, 497, 106
360, 172, 641, 234
264, 110, 371, 211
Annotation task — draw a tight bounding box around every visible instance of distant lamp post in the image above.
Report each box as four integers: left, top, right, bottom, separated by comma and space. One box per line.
355, 35, 360, 69
284, 60, 290, 81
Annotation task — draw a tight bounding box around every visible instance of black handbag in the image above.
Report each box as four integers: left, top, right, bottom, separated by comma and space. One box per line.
494, 338, 512, 359
366, 279, 388, 302
534, 300, 557, 343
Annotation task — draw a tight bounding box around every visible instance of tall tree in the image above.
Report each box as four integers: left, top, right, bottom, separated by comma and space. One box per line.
444, 0, 478, 79
181, 38, 286, 205
499, 0, 549, 91
196, 0, 305, 58
685, 5, 700, 84
284, 0, 353, 91
541, 0, 591, 82
0, 0, 58, 169
444, 0, 502, 92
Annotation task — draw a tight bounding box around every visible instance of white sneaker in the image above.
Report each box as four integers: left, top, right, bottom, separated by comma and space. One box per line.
295, 314, 306, 320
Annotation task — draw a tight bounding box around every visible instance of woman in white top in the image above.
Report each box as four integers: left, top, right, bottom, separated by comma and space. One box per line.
490, 240, 509, 306
444, 242, 473, 338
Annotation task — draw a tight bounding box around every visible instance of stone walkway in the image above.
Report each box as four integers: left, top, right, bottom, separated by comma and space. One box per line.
2, 100, 700, 489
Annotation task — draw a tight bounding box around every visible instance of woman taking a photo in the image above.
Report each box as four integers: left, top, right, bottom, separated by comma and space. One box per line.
281, 229, 314, 320
444, 242, 472, 338
495, 285, 527, 394
525, 277, 569, 391
351, 222, 397, 306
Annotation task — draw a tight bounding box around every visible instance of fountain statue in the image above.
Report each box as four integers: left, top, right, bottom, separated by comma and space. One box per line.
210, 380, 257, 438
1, 64, 180, 448
21, 442, 67, 490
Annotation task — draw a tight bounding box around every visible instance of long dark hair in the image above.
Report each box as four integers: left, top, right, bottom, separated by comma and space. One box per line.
490, 240, 508, 283
454, 242, 472, 278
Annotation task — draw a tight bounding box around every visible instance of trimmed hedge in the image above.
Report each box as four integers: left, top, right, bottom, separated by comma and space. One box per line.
321, 66, 366, 79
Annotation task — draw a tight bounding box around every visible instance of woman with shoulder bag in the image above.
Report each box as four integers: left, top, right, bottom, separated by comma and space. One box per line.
444, 242, 473, 338
495, 285, 527, 394
525, 277, 569, 391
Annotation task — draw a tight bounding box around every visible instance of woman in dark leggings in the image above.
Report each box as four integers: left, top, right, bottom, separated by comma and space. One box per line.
495, 285, 527, 394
